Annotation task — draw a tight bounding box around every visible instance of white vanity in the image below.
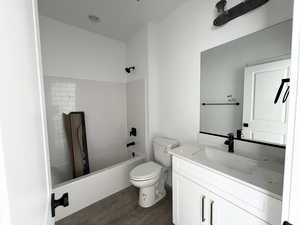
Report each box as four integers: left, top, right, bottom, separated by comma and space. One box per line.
169, 145, 283, 225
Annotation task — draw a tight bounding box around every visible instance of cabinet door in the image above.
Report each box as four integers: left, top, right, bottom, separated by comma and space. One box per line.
208, 192, 269, 225
173, 173, 208, 225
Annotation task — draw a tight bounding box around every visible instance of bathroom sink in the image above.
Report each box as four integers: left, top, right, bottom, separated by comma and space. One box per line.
169, 145, 283, 197
193, 147, 258, 174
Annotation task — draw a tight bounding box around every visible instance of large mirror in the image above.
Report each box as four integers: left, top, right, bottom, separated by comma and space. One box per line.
200, 20, 292, 146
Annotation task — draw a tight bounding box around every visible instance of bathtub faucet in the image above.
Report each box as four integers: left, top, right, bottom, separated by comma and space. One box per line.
127, 142, 136, 147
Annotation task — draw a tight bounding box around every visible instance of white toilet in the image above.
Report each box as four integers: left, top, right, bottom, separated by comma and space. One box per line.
130, 137, 179, 208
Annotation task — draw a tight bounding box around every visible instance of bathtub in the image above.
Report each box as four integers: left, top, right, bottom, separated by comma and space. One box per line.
53, 154, 145, 221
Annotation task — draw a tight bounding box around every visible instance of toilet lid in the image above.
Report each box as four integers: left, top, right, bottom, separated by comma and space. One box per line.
130, 162, 162, 180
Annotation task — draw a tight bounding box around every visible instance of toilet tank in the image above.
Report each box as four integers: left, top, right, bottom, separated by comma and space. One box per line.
153, 137, 179, 167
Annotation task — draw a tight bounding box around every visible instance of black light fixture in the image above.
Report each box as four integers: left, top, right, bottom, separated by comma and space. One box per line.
213, 0, 269, 26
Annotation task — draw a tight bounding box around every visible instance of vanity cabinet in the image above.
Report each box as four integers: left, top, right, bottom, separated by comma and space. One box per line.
173, 173, 207, 225
207, 188, 268, 225
173, 173, 268, 225
172, 157, 282, 225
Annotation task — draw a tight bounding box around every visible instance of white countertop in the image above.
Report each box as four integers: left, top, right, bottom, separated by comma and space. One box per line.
169, 145, 284, 199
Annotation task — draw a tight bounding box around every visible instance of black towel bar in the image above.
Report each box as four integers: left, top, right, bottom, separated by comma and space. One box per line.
202, 103, 240, 106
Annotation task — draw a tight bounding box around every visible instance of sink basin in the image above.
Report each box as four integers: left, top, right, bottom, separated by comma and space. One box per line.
168, 144, 284, 197
193, 147, 258, 174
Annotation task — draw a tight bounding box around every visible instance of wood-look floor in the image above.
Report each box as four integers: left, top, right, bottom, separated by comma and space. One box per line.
56, 186, 173, 225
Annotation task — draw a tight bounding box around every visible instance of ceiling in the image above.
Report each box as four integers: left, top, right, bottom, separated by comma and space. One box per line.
38, 0, 188, 41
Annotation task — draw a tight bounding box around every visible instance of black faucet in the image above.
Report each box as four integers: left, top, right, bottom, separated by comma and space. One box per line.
224, 133, 234, 153
127, 142, 135, 148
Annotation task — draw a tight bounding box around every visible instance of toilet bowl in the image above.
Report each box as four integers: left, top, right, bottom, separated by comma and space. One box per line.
130, 162, 165, 208
130, 137, 179, 208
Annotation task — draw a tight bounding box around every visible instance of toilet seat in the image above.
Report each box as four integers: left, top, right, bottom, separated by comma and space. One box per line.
130, 162, 162, 181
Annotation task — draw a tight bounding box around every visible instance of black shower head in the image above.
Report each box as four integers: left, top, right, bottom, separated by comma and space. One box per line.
125, 66, 135, 74
125, 67, 131, 73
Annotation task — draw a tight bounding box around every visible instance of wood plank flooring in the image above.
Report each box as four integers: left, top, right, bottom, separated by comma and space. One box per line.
56, 186, 173, 225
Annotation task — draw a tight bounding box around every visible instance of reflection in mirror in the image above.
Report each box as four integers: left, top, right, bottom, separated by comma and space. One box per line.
200, 20, 292, 146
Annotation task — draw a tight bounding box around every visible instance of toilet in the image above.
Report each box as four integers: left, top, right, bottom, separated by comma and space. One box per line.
130, 137, 179, 208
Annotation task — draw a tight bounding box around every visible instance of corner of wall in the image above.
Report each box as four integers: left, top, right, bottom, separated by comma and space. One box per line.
0, 129, 12, 225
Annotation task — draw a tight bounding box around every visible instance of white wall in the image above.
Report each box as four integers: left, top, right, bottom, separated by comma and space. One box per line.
200, 20, 292, 136
126, 27, 149, 83
127, 80, 147, 157
0, 129, 11, 225
40, 16, 126, 83
149, 0, 293, 145
0, 1, 52, 225
40, 16, 130, 185
126, 28, 149, 158
147, 23, 160, 158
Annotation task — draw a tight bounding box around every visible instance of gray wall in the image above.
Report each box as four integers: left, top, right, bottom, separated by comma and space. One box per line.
200, 20, 292, 136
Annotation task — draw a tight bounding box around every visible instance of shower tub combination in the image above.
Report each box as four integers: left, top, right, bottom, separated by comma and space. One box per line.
43, 77, 147, 221
53, 154, 144, 221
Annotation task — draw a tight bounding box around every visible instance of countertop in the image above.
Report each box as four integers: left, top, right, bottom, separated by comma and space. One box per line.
169, 145, 284, 200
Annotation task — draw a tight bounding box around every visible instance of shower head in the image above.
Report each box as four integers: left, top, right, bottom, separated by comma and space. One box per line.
125, 66, 135, 74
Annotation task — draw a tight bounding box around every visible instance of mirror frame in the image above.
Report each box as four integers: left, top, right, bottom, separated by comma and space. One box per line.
199, 20, 292, 149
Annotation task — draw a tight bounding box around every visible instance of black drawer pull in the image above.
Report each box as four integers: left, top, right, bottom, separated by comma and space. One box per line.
210, 201, 214, 225
202, 195, 206, 222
